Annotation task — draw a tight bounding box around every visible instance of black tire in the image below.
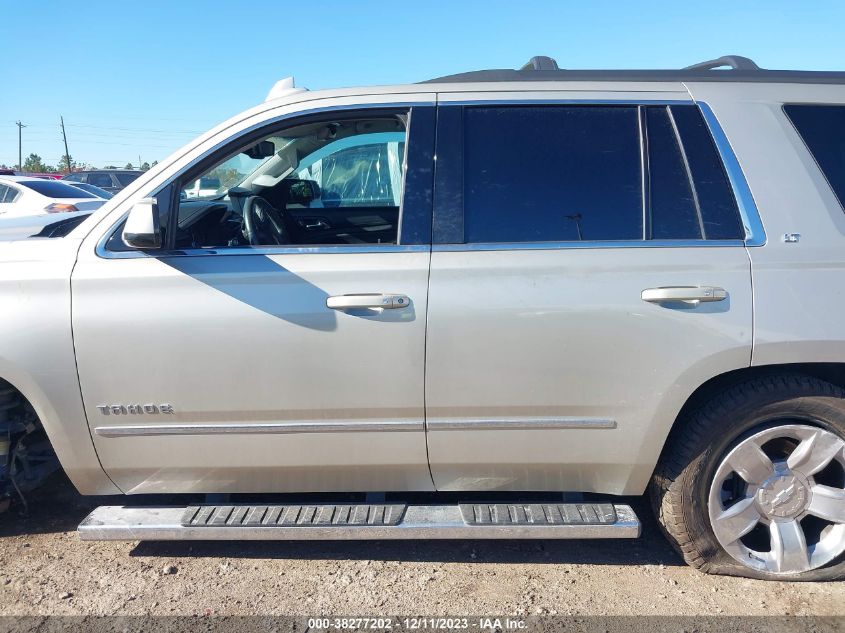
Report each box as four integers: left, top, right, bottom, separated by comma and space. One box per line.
649, 373, 845, 581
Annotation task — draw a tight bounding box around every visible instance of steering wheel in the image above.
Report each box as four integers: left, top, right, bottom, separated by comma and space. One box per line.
241, 195, 291, 246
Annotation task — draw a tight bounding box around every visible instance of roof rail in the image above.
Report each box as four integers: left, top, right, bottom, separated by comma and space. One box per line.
684, 55, 760, 71
423, 55, 845, 85
520, 55, 560, 71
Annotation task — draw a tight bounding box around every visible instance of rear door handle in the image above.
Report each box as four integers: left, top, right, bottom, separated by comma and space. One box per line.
326, 294, 410, 310
641, 286, 727, 304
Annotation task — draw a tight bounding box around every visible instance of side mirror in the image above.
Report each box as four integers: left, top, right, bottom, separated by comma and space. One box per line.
285, 179, 321, 205
122, 198, 162, 249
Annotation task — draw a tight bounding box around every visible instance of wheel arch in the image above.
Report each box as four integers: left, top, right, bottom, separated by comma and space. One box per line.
650, 362, 845, 485
0, 361, 120, 496
674, 362, 845, 429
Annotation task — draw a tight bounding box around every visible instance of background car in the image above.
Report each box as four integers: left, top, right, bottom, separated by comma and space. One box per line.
0, 176, 107, 217
63, 181, 114, 199
0, 209, 92, 240
62, 169, 142, 193
183, 176, 222, 198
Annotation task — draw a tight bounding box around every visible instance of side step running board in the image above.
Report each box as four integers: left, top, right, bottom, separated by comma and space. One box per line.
79, 502, 640, 541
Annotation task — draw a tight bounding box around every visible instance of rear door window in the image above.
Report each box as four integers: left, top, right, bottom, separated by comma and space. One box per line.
462, 106, 643, 242
88, 173, 113, 188
784, 105, 845, 211
668, 106, 743, 240
645, 107, 701, 239
435, 104, 744, 244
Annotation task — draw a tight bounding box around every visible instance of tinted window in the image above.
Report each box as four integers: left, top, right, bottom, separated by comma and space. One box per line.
646, 107, 701, 239
4, 186, 20, 203
67, 182, 113, 199
784, 105, 845, 211
19, 180, 96, 198
63, 173, 83, 182
115, 172, 140, 186
88, 173, 113, 188
669, 106, 743, 239
463, 106, 642, 242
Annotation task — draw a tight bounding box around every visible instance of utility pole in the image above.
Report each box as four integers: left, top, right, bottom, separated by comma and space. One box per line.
138, 154, 142, 170
60, 116, 72, 173
15, 121, 26, 171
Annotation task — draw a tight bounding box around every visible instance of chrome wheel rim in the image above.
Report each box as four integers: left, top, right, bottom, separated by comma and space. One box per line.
708, 424, 845, 575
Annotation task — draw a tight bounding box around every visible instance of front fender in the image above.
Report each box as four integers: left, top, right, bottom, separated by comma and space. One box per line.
0, 238, 119, 495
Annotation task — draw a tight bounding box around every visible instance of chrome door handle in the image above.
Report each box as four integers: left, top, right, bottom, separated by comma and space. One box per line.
326, 294, 410, 310
641, 286, 727, 304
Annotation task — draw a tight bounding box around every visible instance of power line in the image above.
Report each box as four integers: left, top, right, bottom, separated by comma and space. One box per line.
16, 121, 204, 134
66, 123, 204, 134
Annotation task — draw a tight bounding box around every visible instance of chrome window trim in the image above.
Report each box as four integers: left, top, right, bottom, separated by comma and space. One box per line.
99, 244, 430, 259
434, 98, 765, 251
697, 102, 767, 247
437, 99, 696, 106
95, 100, 433, 260
432, 239, 745, 252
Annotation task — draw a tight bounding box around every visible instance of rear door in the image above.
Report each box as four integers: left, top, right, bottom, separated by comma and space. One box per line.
424, 94, 755, 494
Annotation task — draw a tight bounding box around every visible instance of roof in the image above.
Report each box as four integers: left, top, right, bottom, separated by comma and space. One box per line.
424, 54, 845, 85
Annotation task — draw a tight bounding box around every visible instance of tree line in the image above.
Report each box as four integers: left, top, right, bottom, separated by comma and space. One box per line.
1, 154, 158, 173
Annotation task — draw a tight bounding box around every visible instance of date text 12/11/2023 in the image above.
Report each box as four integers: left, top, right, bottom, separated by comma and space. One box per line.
306, 618, 528, 630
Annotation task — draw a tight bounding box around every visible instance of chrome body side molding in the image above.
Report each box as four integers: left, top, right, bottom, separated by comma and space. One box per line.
94, 420, 425, 438
427, 417, 617, 431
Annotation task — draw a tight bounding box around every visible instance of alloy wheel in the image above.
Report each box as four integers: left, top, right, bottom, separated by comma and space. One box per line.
708, 424, 845, 575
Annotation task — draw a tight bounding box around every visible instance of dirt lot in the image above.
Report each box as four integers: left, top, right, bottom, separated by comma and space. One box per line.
0, 474, 843, 622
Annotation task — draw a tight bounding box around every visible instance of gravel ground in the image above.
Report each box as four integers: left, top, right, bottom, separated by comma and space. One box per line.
0, 474, 843, 621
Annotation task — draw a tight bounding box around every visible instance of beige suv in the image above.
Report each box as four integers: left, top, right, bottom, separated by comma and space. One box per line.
1, 55, 844, 581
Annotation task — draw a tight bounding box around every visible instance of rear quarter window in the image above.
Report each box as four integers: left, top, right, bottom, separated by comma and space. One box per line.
784, 105, 845, 211
20, 180, 96, 198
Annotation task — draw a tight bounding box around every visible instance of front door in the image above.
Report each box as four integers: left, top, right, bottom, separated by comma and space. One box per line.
424, 99, 755, 494
72, 104, 436, 494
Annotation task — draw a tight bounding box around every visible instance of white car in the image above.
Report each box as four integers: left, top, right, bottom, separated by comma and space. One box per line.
182, 176, 222, 199
0, 176, 106, 217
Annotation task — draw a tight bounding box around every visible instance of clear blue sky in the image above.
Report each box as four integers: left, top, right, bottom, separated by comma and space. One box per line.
1, 0, 843, 169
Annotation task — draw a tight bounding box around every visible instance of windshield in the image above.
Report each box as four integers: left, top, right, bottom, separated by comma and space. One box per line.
181, 142, 282, 199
